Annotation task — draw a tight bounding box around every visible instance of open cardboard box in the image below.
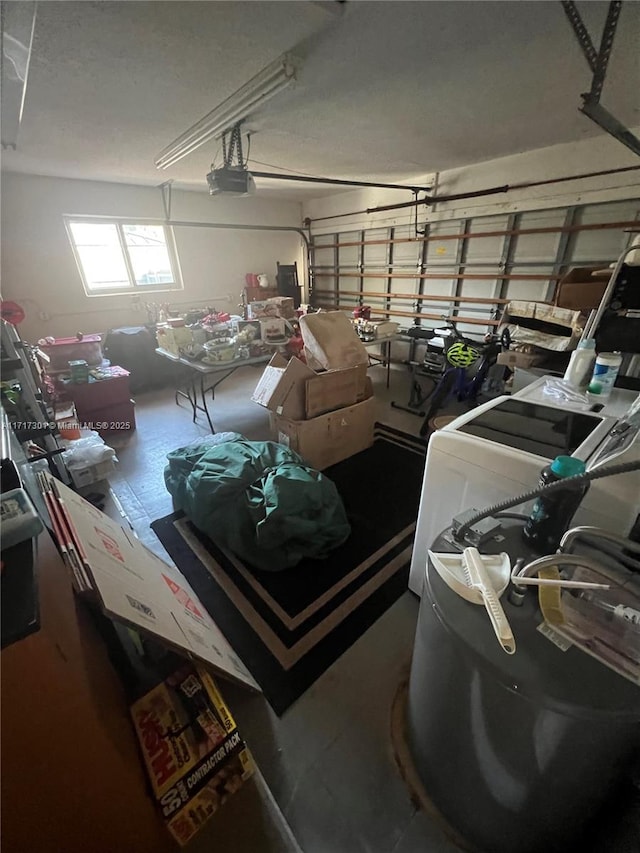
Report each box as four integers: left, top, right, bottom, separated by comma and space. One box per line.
252, 312, 377, 469
501, 301, 587, 352
252, 353, 369, 420
252, 353, 375, 469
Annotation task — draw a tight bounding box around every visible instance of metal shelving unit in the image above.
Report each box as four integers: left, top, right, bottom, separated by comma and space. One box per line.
1, 320, 70, 484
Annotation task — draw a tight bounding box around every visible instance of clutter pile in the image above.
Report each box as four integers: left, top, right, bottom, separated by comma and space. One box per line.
497, 301, 588, 370
156, 297, 312, 364
60, 429, 118, 488
37, 335, 136, 440
252, 311, 377, 469
29, 334, 134, 488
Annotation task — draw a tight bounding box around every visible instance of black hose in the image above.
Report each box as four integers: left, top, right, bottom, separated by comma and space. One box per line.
453, 459, 640, 543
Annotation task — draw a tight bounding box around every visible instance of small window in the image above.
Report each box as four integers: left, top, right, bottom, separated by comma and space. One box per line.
65, 218, 182, 295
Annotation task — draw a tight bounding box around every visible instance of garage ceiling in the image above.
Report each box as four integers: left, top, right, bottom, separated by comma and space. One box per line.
3, 0, 639, 199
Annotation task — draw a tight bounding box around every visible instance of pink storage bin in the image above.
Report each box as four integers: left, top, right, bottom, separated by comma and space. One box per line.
39, 335, 103, 371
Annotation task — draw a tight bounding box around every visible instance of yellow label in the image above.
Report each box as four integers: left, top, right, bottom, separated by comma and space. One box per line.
538, 567, 565, 626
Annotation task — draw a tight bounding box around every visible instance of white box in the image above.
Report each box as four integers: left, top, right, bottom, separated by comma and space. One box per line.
68, 458, 116, 488
259, 317, 287, 344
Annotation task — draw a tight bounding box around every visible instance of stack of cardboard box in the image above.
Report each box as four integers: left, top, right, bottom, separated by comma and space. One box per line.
252, 311, 376, 469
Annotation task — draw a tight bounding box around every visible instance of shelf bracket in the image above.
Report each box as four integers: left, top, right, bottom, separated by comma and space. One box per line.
561, 0, 640, 157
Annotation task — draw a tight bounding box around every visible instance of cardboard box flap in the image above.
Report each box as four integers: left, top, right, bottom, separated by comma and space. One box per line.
305, 364, 368, 419
300, 311, 369, 369
303, 346, 325, 372
251, 354, 315, 420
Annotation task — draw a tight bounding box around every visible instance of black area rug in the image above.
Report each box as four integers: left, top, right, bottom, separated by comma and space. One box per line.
151, 424, 426, 714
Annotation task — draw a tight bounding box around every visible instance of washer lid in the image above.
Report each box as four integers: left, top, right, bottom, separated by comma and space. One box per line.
458, 398, 604, 458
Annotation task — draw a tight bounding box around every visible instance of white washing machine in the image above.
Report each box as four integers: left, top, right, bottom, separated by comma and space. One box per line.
408, 381, 640, 596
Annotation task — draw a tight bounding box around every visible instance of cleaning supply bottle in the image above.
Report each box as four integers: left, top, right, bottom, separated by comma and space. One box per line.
523, 456, 590, 553
588, 352, 623, 398
563, 339, 596, 388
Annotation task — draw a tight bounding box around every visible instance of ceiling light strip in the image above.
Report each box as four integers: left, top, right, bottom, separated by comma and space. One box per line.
159, 71, 289, 156
155, 53, 298, 169
156, 78, 292, 168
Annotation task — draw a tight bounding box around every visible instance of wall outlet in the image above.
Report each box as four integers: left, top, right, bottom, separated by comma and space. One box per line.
38, 311, 51, 321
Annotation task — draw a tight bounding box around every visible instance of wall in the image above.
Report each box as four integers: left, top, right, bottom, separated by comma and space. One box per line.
303, 130, 640, 234
1, 173, 304, 341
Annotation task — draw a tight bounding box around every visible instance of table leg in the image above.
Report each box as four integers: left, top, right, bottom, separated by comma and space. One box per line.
192, 369, 236, 434
386, 340, 391, 389
174, 365, 197, 420
199, 373, 215, 434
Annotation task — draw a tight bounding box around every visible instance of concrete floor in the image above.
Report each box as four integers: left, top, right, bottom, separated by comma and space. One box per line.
106, 361, 461, 853
102, 361, 638, 853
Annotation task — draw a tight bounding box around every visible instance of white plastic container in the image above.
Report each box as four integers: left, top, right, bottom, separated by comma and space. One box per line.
588, 352, 623, 398
0, 488, 43, 548
563, 339, 596, 388
68, 458, 116, 488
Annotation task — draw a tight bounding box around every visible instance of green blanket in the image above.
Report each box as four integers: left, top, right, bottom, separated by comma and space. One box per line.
165, 435, 351, 572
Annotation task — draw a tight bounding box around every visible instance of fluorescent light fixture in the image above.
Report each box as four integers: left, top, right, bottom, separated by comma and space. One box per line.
1, 1, 37, 150
155, 53, 299, 170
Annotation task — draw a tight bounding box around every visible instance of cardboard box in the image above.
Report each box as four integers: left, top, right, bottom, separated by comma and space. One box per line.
300, 311, 369, 369
247, 300, 279, 319
271, 395, 376, 470
236, 320, 261, 341
244, 285, 278, 303
372, 320, 400, 339
259, 317, 287, 343
156, 325, 193, 355
496, 351, 539, 369
502, 301, 586, 352
252, 354, 369, 422
68, 457, 116, 488
131, 664, 254, 847
555, 266, 610, 311
251, 353, 316, 420
266, 296, 296, 319
305, 365, 368, 418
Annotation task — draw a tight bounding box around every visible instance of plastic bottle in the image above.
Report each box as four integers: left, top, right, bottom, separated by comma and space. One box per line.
563, 338, 596, 388
588, 352, 622, 398
522, 456, 590, 553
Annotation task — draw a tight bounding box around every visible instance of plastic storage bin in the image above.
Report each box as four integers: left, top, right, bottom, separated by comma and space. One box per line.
39, 336, 103, 371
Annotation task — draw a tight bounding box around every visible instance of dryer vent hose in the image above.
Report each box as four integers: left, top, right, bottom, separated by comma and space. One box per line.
453, 459, 640, 543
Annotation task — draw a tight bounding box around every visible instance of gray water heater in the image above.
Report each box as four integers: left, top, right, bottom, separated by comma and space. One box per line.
407, 524, 640, 853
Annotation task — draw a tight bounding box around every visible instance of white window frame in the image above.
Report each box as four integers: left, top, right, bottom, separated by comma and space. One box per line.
64, 216, 184, 297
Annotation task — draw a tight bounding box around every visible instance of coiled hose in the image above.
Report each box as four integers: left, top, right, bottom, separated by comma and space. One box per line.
453, 459, 640, 543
